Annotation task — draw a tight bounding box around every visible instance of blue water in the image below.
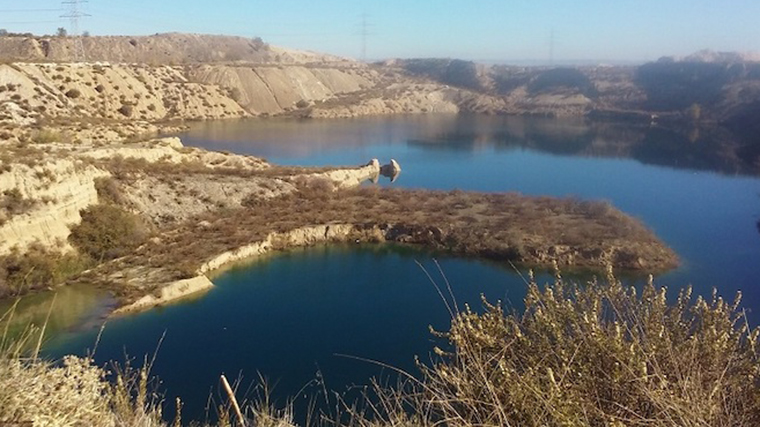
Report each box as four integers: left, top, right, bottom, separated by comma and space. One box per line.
183, 115, 760, 305
46, 114, 760, 422
47, 246, 526, 420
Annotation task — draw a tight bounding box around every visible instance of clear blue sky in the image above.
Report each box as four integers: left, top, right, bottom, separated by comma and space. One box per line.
1, 0, 759, 63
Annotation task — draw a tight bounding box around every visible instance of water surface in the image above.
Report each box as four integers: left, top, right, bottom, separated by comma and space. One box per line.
45, 114, 760, 421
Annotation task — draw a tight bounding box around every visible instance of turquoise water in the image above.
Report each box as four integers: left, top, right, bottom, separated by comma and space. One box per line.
46, 114, 760, 421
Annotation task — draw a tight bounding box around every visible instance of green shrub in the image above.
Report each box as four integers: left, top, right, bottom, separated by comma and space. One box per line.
69, 204, 148, 262
0, 244, 90, 297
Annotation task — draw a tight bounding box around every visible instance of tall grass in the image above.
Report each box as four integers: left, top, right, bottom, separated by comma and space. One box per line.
3, 270, 759, 426
353, 268, 760, 427
0, 302, 165, 427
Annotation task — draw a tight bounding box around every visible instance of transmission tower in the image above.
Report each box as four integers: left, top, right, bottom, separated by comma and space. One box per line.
60, 0, 90, 62
549, 28, 555, 67
359, 13, 372, 62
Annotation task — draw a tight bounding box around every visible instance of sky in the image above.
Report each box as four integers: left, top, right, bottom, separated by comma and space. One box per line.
1, 0, 759, 64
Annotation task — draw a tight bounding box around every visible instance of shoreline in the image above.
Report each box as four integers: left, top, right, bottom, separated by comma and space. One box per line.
113, 202, 679, 314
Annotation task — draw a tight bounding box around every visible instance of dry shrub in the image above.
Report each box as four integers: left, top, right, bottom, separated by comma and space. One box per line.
64, 88, 81, 99
0, 244, 90, 298
375, 270, 760, 427
118, 104, 135, 117
69, 204, 149, 262
95, 176, 127, 205
0, 317, 164, 427
30, 129, 64, 144
0, 188, 35, 216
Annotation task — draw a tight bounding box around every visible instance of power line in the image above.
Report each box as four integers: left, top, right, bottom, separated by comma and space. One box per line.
549, 28, 555, 67
60, 0, 90, 61
357, 13, 375, 62
0, 20, 61, 25
0, 9, 63, 12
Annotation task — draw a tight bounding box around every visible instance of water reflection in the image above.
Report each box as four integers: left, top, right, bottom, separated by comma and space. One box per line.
183, 115, 760, 176
0, 285, 114, 345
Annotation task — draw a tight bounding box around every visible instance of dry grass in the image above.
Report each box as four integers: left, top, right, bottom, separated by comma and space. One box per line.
0, 306, 164, 427
4, 271, 756, 427
107, 186, 676, 288
347, 271, 760, 427
0, 244, 91, 298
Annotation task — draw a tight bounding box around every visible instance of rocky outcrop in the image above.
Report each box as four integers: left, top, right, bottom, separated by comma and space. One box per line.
0, 135, 275, 253
114, 275, 214, 314
0, 160, 109, 254
307, 83, 461, 118
380, 159, 401, 176
308, 159, 382, 189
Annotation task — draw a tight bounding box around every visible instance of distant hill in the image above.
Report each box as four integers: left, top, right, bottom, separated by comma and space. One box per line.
0, 32, 350, 65
659, 49, 760, 64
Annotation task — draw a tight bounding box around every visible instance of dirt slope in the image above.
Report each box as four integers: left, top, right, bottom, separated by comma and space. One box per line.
0, 33, 350, 65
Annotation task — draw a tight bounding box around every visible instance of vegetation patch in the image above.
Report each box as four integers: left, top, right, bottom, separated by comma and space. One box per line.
106, 186, 677, 291
358, 273, 760, 427
2, 273, 757, 426
69, 204, 149, 262
0, 244, 90, 298
528, 68, 597, 97
0, 188, 36, 218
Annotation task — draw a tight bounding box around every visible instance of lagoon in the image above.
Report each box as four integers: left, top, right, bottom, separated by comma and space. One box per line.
43, 114, 760, 421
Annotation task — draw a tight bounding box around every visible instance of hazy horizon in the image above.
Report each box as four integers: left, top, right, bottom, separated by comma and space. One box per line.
1, 0, 759, 63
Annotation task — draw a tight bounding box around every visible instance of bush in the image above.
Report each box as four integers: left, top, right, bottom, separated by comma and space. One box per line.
64, 88, 81, 99
69, 204, 148, 262
0, 244, 90, 297
94, 177, 125, 205
30, 129, 63, 144
0, 188, 34, 216
117, 104, 134, 117
399, 272, 760, 427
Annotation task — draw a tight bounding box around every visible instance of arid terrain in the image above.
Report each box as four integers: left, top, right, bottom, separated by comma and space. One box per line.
0, 33, 690, 311
2, 32, 757, 309
1, 31, 759, 427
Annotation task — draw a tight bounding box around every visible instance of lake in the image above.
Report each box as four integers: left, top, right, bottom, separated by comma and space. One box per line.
42, 114, 760, 422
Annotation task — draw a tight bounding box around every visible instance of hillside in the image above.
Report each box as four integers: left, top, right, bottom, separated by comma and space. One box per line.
391, 56, 760, 123
0, 32, 351, 65
3, 33, 760, 126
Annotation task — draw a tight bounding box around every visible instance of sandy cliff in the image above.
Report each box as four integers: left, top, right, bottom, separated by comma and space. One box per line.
0, 160, 109, 254
0, 33, 350, 65
188, 64, 377, 114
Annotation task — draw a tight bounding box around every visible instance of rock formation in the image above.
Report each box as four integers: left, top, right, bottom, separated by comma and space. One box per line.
380, 159, 401, 182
